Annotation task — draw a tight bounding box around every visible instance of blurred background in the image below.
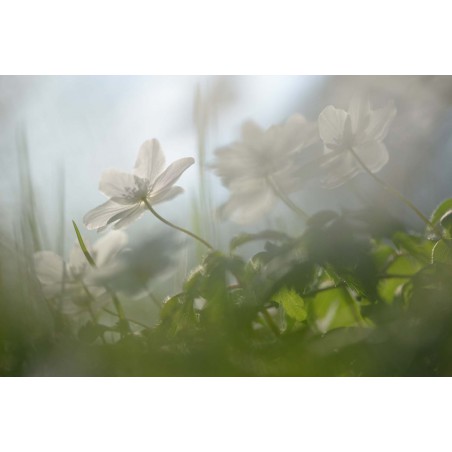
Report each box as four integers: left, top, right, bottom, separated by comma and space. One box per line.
2, 75, 452, 279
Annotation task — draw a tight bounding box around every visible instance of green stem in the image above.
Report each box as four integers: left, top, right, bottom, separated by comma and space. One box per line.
81, 283, 107, 344
266, 176, 310, 220
143, 198, 214, 250
103, 307, 150, 330
349, 148, 437, 231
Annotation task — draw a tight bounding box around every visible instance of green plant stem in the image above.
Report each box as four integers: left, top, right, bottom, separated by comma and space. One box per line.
349, 148, 437, 231
266, 176, 310, 220
103, 307, 150, 330
143, 198, 214, 250
81, 284, 107, 344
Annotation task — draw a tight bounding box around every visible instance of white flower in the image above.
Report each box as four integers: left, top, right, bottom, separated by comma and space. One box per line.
318, 97, 397, 188
33, 230, 128, 314
212, 114, 317, 224
83, 139, 194, 231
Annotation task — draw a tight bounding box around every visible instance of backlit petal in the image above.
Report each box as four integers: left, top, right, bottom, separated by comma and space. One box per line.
365, 102, 397, 141
348, 96, 370, 134
83, 200, 134, 230
99, 168, 140, 201
318, 106, 348, 145
148, 186, 184, 205
112, 204, 146, 229
133, 139, 166, 183
151, 157, 195, 194
354, 141, 389, 174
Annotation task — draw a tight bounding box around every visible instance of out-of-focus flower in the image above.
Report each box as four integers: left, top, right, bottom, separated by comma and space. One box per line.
212, 114, 318, 224
91, 231, 180, 296
318, 97, 396, 188
33, 230, 127, 314
84, 139, 194, 231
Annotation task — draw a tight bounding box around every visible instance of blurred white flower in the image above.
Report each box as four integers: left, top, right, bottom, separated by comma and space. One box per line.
212, 114, 317, 224
318, 97, 396, 188
33, 230, 128, 314
84, 139, 194, 231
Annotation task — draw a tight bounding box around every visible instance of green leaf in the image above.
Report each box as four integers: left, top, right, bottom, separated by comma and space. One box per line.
377, 255, 419, 304
230, 230, 290, 251
392, 231, 434, 263
429, 198, 452, 234
440, 210, 452, 238
372, 241, 396, 271
272, 286, 307, 322
432, 239, 452, 265
378, 278, 407, 304
386, 254, 421, 276
306, 286, 364, 333
72, 220, 96, 267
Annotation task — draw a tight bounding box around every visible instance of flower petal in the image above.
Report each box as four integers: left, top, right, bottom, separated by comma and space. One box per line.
133, 139, 166, 183
33, 251, 66, 297
241, 121, 264, 145
220, 183, 276, 224
92, 230, 128, 267
318, 106, 348, 145
112, 204, 146, 229
83, 200, 134, 230
321, 150, 361, 189
348, 96, 370, 134
151, 157, 195, 193
34, 251, 65, 285
148, 186, 184, 205
99, 168, 141, 201
354, 141, 389, 174
365, 101, 397, 141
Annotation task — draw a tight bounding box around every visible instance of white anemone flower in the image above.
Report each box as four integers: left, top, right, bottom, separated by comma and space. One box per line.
83, 139, 194, 231
318, 97, 397, 188
33, 230, 128, 314
212, 114, 317, 224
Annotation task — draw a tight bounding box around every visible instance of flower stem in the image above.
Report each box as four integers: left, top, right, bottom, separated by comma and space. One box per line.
143, 199, 214, 250
267, 176, 310, 220
349, 148, 437, 231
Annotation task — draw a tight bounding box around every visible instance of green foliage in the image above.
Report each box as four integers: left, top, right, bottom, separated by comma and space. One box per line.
272, 287, 307, 322
428, 198, 452, 237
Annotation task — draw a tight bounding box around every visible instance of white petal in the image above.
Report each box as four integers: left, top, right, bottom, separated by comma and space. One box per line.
353, 141, 389, 174
321, 149, 361, 189
348, 96, 370, 134
133, 139, 166, 183
365, 102, 397, 141
112, 204, 146, 229
318, 106, 348, 145
83, 200, 134, 230
99, 168, 141, 201
151, 157, 195, 193
34, 251, 65, 285
148, 186, 184, 205
34, 251, 67, 297
220, 184, 276, 224
241, 121, 264, 145
92, 230, 128, 267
